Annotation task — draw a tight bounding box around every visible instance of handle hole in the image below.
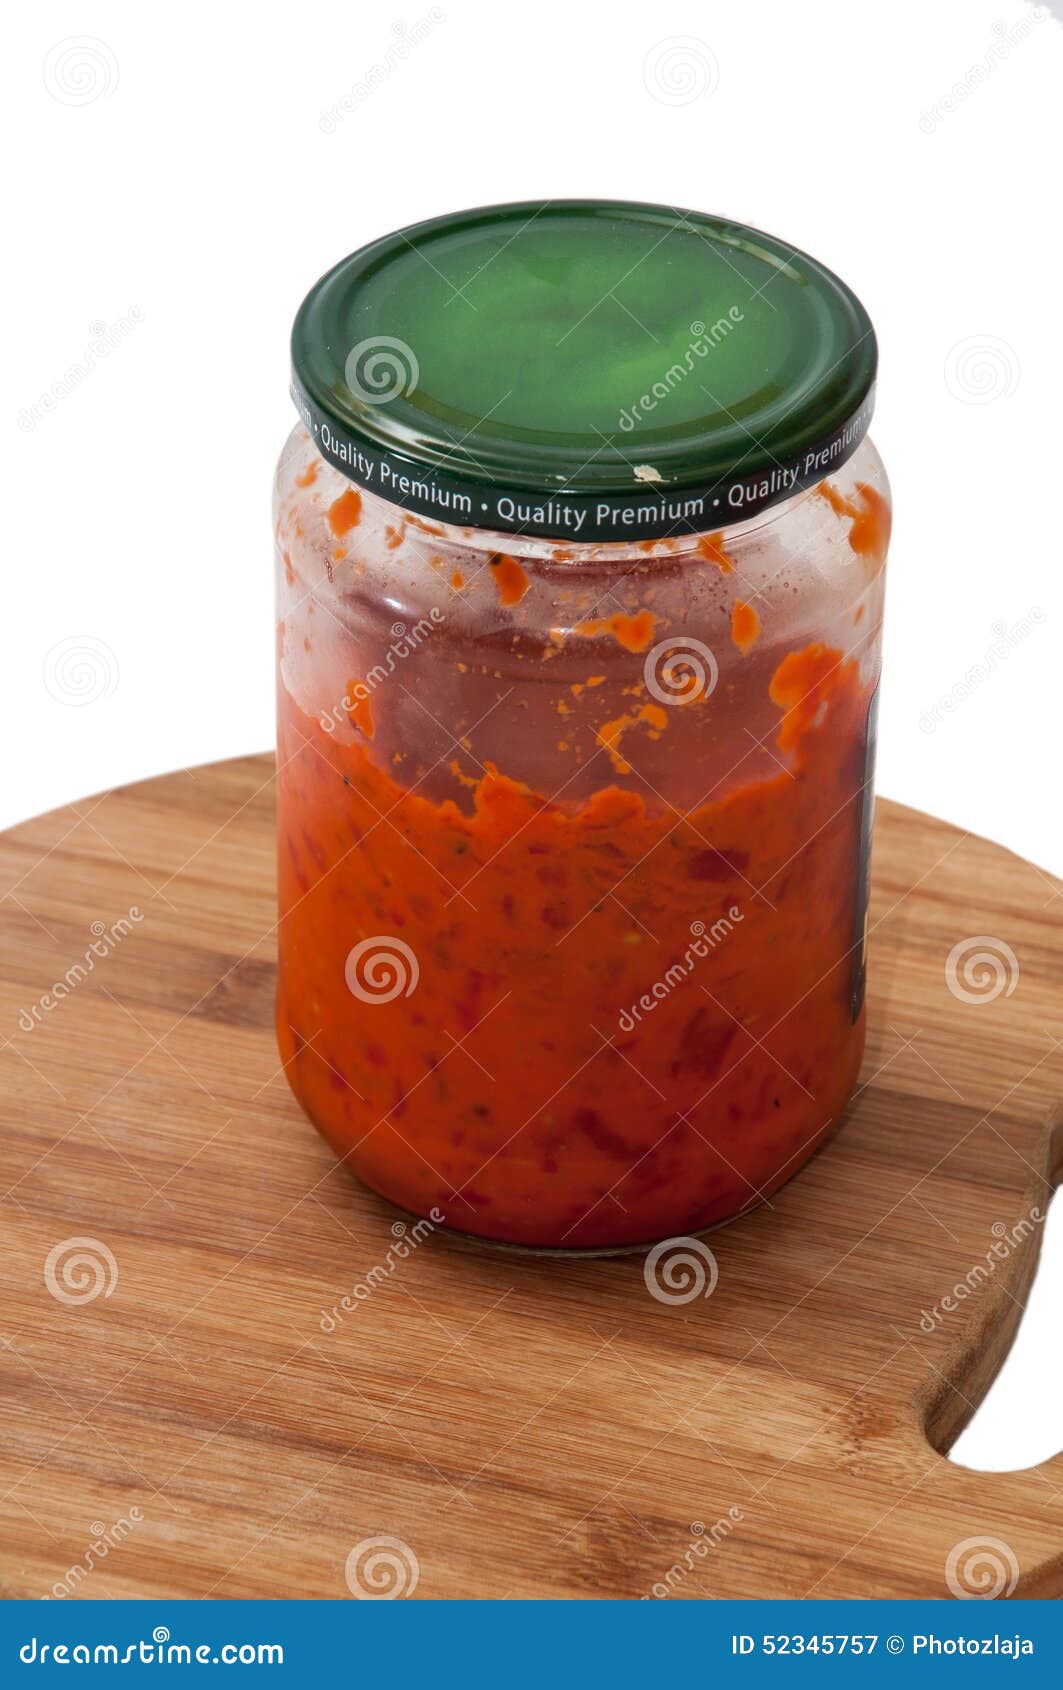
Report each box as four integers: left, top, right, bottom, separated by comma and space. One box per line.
946, 1173, 1061, 1473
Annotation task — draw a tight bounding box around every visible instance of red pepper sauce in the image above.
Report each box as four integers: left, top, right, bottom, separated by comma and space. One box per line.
696, 531, 735, 573
489, 552, 530, 607
817, 482, 891, 565
571, 610, 657, 652
276, 639, 873, 1249
730, 600, 761, 654
327, 489, 362, 538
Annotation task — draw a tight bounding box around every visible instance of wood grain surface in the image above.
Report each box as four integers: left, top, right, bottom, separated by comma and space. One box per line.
0, 756, 1060, 1600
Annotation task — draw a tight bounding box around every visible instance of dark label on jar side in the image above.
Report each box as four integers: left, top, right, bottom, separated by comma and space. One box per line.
850, 685, 879, 1023
290, 375, 876, 544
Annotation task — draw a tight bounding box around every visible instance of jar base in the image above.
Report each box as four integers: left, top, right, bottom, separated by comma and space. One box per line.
400, 1202, 758, 1259
332, 1110, 849, 1260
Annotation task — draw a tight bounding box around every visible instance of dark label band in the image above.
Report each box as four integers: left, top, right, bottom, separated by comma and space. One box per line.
290, 375, 876, 543
850, 684, 879, 1024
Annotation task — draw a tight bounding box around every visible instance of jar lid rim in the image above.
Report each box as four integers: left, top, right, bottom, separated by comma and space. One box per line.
290, 199, 877, 543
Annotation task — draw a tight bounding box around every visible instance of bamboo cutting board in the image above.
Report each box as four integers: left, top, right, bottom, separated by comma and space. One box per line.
0, 756, 1060, 1601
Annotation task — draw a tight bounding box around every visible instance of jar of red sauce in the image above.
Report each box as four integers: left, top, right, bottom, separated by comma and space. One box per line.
275, 201, 890, 1252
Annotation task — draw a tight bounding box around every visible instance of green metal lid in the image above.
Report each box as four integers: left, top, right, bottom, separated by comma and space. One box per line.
290, 200, 877, 543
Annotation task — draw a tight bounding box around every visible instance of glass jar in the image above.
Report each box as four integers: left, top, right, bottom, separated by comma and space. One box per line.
274, 201, 891, 1252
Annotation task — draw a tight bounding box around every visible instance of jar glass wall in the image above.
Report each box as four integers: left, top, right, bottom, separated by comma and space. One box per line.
274, 428, 890, 1250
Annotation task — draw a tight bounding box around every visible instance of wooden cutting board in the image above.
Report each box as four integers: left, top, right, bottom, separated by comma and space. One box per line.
0, 756, 1060, 1601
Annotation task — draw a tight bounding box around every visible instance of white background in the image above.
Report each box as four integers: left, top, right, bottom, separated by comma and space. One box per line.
6, 2, 1061, 1478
